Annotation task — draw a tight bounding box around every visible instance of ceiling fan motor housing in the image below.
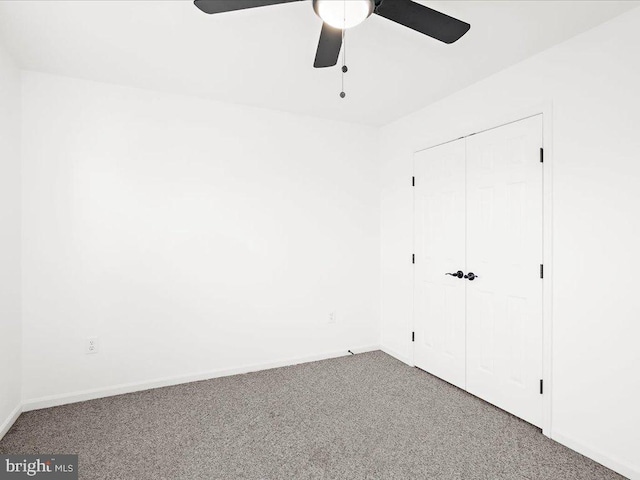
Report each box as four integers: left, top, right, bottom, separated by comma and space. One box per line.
312, 0, 375, 30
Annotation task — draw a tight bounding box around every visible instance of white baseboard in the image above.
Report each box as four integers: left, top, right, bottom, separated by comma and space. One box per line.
0, 404, 22, 441
550, 430, 639, 480
380, 344, 413, 367
22, 345, 380, 412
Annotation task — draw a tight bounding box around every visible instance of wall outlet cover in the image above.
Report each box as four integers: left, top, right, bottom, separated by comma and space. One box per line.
86, 337, 99, 354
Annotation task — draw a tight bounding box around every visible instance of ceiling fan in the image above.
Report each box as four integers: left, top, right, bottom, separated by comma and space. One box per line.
194, 0, 470, 68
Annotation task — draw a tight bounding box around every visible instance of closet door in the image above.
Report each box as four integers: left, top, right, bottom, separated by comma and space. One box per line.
465, 115, 543, 427
413, 140, 466, 389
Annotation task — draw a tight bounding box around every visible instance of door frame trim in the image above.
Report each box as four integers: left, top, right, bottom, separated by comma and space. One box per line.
411, 102, 554, 437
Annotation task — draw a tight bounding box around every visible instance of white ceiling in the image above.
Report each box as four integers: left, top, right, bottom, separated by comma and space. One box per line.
0, 0, 637, 126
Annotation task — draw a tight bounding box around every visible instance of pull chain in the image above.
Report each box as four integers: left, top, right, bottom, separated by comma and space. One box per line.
340, 1, 348, 99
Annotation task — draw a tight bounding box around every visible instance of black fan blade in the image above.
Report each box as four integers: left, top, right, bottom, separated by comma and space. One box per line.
375, 0, 470, 44
194, 0, 302, 15
314, 23, 343, 68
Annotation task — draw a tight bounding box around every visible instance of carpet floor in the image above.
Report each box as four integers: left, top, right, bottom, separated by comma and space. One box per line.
0, 351, 624, 480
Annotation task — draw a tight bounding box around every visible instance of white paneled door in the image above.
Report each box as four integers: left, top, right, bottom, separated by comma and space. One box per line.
414, 139, 467, 390
414, 115, 543, 426
466, 115, 543, 426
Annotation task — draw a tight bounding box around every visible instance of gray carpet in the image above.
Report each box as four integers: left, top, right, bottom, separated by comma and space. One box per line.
0, 351, 624, 480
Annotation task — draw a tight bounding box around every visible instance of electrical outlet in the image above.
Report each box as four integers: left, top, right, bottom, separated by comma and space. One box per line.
328, 311, 337, 324
86, 337, 99, 354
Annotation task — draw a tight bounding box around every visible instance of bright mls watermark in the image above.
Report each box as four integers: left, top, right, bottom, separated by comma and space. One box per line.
0, 456, 77, 479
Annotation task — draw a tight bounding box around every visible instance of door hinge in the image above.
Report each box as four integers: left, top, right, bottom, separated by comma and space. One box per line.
412, 254, 415, 264
540, 147, 544, 163
412, 331, 415, 342
540, 379, 544, 394
412, 176, 415, 187
540, 264, 544, 279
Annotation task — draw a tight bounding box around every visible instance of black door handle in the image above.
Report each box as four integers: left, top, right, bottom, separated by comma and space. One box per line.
464, 272, 478, 281
446, 271, 464, 279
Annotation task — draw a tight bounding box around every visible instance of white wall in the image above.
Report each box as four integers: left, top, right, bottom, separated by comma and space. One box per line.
20, 72, 380, 407
0, 41, 22, 437
380, 6, 640, 479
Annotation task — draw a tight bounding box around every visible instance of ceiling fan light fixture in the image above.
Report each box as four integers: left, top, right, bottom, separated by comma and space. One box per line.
313, 0, 374, 30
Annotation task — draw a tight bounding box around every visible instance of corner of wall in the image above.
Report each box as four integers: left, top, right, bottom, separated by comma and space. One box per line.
0, 39, 23, 441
